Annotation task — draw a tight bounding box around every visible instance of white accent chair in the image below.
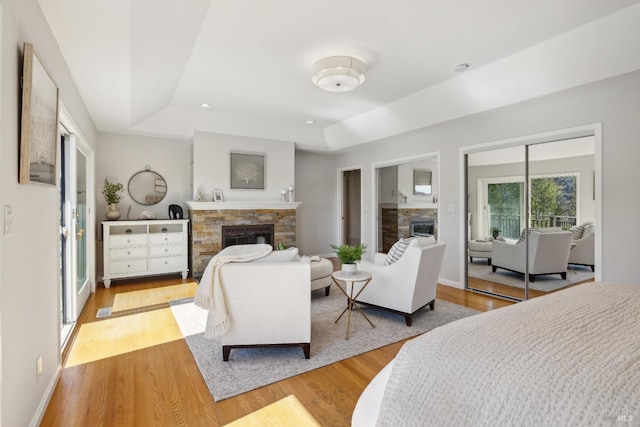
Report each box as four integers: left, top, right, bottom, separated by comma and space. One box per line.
568, 223, 595, 271
355, 241, 446, 326
218, 261, 311, 361
492, 230, 573, 281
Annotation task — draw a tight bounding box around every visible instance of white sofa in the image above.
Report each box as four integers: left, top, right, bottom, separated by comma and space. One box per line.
492, 229, 573, 281
218, 261, 311, 361
568, 223, 595, 271
355, 240, 446, 326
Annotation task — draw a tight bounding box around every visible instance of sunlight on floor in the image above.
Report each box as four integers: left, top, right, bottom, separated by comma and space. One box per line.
112, 282, 198, 312
65, 308, 183, 367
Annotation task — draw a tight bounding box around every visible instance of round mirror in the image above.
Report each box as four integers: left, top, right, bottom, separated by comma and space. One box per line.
128, 167, 167, 205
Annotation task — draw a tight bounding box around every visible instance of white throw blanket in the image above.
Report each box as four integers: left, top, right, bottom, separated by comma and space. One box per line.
376, 282, 640, 426
194, 244, 272, 338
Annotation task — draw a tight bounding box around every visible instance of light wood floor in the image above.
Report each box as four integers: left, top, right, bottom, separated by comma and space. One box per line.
42, 275, 517, 426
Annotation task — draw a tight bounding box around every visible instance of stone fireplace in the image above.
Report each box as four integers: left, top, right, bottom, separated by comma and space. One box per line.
187, 201, 300, 277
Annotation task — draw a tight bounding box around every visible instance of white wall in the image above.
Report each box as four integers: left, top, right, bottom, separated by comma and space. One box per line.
95, 133, 191, 276
0, 0, 98, 425
294, 151, 337, 256
334, 70, 640, 287
192, 131, 295, 203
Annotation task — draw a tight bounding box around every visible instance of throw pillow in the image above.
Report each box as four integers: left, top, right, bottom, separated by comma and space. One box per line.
384, 238, 413, 265
570, 224, 585, 240
516, 228, 534, 244
409, 236, 436, 247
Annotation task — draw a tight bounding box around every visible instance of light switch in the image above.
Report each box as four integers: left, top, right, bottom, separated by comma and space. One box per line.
4, 205, 13, 235
447, 204, 456, 213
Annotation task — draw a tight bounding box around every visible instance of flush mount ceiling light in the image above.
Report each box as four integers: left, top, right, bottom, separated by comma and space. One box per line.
311, 56, 366, 93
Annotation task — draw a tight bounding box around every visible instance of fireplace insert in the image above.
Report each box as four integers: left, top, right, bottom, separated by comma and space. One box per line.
410, 219, 435, 237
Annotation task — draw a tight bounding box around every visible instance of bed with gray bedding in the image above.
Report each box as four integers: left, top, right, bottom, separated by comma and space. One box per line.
352, 282, 640, 426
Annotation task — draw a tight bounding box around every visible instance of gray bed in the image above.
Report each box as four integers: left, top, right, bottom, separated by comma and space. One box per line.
353, 282, 640, 426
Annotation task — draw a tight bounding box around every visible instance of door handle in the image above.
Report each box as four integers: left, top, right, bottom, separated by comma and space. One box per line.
76, 229, 85, 239
62, 227, 70, 239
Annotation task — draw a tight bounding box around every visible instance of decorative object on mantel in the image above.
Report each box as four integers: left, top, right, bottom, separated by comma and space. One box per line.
102, 178, 124, 220
19, 43, 59, 186
213, 189, 224, 202
330, 243, 367, 274
280, 189, 287, 202
230, 152, 265, 190
288, 185, 294, 202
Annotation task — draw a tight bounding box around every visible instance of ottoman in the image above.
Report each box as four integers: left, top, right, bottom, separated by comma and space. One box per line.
468, 240, 492, 265
310, 258, 334, 296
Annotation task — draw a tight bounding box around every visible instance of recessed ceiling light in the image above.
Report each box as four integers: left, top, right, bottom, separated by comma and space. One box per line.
454, 63, 470, 72
200, 103, 211, 108
305, 120, 316, 125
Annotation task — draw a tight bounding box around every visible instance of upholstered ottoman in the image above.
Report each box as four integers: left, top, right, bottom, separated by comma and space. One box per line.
468, 240, 492, 265
310, 258, 333, 296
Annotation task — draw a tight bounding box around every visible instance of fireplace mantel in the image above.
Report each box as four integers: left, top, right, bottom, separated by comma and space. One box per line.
187, 201, 301, 211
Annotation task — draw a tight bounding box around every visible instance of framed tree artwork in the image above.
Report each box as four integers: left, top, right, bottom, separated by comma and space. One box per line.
19, 43, 59, 186
230, 152, 265, 190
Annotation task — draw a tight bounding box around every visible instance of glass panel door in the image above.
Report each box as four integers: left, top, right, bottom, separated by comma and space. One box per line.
76, 150, 88, 292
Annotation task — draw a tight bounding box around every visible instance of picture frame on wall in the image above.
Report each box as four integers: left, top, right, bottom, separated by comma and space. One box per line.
19, 43, 59, 186
213, 189, 224, 202
230, 152, 265, 190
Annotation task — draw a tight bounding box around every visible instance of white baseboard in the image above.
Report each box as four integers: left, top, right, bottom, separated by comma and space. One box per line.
30, 364, 62, 427
438, 278, 463, 289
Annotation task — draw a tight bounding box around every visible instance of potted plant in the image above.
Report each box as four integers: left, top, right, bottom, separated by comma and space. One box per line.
491, 226, 501, 239
330, 243, 367, 274
102, 178, 124, 220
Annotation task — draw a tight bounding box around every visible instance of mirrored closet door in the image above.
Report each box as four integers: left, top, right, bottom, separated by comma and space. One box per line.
465, 137, 596, 301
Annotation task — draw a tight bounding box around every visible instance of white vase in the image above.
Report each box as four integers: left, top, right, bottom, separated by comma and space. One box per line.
341, 263, 357, 274
105, 203, 121, 220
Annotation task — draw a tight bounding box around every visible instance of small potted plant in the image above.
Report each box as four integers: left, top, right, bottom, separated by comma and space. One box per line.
102, 178, 124, 220
491, 226, 501, 239
330, 243, 367, 274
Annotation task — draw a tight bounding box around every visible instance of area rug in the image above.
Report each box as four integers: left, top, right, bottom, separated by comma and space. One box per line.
112, 282, 198, 313
468, 261, 594, 292
170, 290, 479, 401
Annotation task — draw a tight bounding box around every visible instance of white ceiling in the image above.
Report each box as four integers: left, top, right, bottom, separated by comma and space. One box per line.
39, 0, 640, 151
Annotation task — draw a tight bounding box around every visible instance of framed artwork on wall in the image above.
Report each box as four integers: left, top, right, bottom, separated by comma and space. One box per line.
19, 42, 59, 186
230, 152, 265, 190
213, 189, 224, 202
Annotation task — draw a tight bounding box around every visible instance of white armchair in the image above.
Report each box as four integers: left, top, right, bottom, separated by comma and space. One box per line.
218, 261, 311, 361
355, 241, 446, 326
492, 230, 573, 281
568, 223, 595, 271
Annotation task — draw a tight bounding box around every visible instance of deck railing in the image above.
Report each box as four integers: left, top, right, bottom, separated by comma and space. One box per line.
490, 214, 576, 239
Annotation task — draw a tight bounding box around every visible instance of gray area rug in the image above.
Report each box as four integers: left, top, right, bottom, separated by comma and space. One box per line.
170, 289, 478, 401
468, 260, 594, 292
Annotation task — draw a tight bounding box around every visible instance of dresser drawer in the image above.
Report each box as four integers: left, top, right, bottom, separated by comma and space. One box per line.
148, 245, 183, 258
148, 256, 183, 271
110, 259, 147, 274
110, 247, 148, 260
149, 233, 183, 245
110, 234, 147, 248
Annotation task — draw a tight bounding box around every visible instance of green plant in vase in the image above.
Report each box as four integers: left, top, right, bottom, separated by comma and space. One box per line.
330, 243, 367, 274
491, 227, 501, 239
102, 178, 124, 220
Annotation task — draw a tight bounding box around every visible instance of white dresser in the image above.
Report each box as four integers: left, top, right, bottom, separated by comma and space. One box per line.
102, 219, 189, 287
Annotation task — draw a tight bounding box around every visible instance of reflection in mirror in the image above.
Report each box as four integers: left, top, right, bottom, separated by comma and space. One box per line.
466, 146, 527, 302
376, 157, 438, 253
466, 136, 596, 302
128, 167, 167, 205
413, 169, 432, 195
